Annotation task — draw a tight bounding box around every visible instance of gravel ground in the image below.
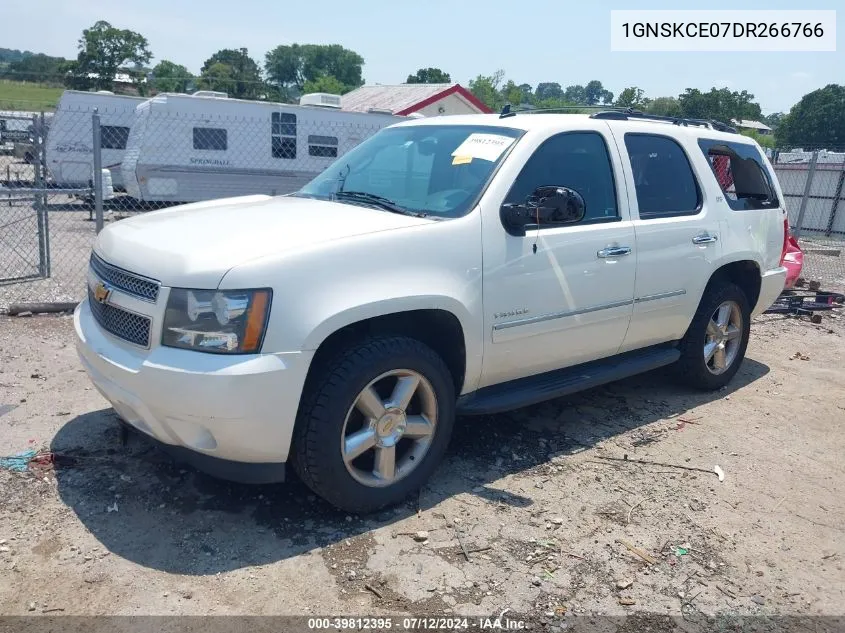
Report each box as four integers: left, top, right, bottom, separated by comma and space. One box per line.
0, 305, 844, 630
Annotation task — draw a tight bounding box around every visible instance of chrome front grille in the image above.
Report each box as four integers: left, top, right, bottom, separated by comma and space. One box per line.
89, 253, 160, 302
88, 288, 152, 348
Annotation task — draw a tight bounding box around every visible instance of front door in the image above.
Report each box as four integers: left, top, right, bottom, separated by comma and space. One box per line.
479, 127, 636, 388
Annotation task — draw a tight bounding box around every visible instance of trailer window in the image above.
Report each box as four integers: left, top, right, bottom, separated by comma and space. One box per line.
101, 125, 130, 150
193, 127, 227, 151
308, 135, 338, 158
272, 112, 296, 159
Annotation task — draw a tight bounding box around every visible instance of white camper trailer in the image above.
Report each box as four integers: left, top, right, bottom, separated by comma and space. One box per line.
121, 92, 409, 203
45, 90, 146, 188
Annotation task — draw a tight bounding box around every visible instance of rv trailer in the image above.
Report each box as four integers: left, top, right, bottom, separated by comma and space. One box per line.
45, 90, 146, 189
121, 92, 409, 203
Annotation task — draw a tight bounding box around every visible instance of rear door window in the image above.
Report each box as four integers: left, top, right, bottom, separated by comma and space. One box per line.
624, 133, 701, 219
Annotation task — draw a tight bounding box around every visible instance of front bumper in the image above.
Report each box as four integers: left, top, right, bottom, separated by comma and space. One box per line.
752, 266, 788, 317
74, 299, 313, 483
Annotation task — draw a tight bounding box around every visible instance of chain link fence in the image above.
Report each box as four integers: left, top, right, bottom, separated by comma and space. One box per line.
2, 98, 845, 312
770, 146, 845, 287
1, 98, 400, 312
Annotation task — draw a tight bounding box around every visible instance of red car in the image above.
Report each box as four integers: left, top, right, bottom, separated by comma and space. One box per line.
782, 225, 804, 289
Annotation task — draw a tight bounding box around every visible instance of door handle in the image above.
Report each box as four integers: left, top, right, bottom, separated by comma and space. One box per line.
692, 234, 718, 245
597, 246, 632, 258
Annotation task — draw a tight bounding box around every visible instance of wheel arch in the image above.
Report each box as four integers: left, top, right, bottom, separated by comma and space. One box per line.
705, 257, 762, 311
302, 300, 472, 397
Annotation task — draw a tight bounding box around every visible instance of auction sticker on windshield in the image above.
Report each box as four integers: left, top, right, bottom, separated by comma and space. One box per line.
451, 133, 516, 162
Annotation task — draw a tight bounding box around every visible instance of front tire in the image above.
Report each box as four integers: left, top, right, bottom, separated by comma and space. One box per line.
676, 282, 751, 391
292, 336, 455, 513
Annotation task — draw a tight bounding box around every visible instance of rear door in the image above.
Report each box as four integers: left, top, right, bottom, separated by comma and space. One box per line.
609, 127, 722, 352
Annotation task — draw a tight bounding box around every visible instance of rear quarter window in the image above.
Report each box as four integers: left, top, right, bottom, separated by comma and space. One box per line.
698, 139, 780, 210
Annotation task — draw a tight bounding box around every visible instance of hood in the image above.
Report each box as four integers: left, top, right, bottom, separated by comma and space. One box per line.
94, 194, 430, 288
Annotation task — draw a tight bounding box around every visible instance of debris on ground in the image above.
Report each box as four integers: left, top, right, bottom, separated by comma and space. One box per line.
714, 465, 725, 482
616, 578, 634, 590
616, 539, 657, 565
790, 352, 811, 361
0, 450, 38, 472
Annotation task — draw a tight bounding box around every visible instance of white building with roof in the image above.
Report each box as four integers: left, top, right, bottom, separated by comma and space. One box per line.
341, 83, 491, 117
731, 119, 773, 135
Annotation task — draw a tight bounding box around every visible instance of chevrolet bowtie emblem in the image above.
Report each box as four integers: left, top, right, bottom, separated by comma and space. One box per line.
93, 281, 111, 304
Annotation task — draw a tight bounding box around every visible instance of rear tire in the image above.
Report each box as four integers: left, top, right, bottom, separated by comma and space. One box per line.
292, 336, 455, 514
676, 282, 751, 391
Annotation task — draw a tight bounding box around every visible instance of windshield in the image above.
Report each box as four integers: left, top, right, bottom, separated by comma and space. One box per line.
294, 124, 524, 218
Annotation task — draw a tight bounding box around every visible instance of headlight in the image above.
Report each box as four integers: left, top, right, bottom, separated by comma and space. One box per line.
162, 288, 271, 354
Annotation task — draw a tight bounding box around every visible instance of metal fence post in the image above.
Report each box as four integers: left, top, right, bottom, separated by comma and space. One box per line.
38, 112, 51, 277
32, 113, 49, 278
793, 150, 819, 238
824, 159, 845, 237
92, 108, 104, 233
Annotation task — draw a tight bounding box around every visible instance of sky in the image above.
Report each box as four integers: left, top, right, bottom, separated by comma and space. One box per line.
4, 0, 842, 115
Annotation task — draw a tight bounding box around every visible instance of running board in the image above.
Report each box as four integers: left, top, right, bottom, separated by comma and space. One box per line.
456, 344, 680, 416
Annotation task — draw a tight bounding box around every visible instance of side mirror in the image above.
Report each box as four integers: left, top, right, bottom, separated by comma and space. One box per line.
500, 186, 586, 237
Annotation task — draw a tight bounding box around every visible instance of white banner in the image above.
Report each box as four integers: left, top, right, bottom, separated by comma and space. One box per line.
610, 10, 836, 52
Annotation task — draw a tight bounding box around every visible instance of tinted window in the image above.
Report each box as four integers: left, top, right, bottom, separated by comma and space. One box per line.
101, 125, 130, 150
192, 127, 227, 151
272, 112, 296, 159
308, 134, 338, 158
625, 134, 700, 218
698, 139, 779, 210
505, 131, 618, 223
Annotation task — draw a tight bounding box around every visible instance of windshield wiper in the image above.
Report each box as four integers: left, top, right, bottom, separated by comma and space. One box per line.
334, 191, 428, 218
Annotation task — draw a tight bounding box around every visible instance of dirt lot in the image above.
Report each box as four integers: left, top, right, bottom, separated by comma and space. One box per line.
0, 306, 844, 629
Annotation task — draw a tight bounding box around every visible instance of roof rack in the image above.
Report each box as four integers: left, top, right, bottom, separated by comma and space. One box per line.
498, 104, 738, 134
589, 109, 738, 133
499, 104, 629, 118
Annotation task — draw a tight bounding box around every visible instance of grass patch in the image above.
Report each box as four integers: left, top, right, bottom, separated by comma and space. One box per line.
0, 80, 64, 111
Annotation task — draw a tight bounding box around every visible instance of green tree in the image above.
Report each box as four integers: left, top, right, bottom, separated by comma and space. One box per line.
584, 80, 613, 105
2, 53, 66, 83
198, 62, 237, 95
740, 129, 775, 148
406, 67, 451, 84
563, 84, 586, 105
645, 96, 682, 117
151, 60, 192, 93
776, 84, 845, 148
500, 80, 525, 106
200, 48, 261, 98
615, 86, 649, 110
265, 44, 364, 95
302, 75, 347, 95
678, 87, 762, 125
516, 83, 533, 103
69, 20, 152, 90
763, 112, 785, 130
535, 82, 562, 101
468, 70, 505, 111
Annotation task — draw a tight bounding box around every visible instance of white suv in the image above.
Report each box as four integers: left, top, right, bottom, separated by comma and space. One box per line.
74, 110, 788, 512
